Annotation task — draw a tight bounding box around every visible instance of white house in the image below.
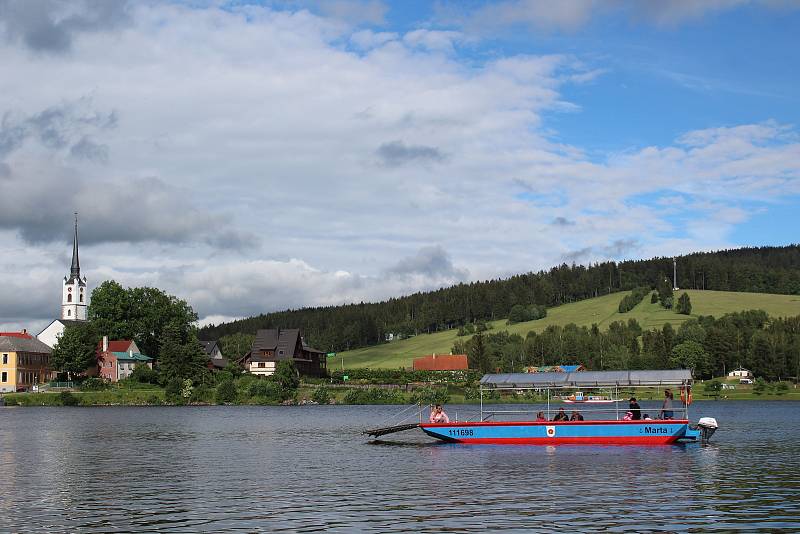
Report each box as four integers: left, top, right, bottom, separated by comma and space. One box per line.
727, 367, 752, 378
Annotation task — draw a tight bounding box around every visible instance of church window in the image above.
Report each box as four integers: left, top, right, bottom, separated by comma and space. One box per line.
67, 294, 72, 303
80, 294, 84, 302
67, 309, 71, 317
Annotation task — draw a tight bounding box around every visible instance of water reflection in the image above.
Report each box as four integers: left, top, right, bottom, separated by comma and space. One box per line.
0, 402, 798, 532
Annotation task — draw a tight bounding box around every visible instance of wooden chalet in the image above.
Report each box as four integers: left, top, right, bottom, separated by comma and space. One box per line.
239, 329, 326, 377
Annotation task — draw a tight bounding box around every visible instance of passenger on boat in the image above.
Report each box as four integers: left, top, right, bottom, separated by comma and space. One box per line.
629, 397, 641, 420
622, 411, 633, 421
660, 390, 674, 420
570, 410, 584, 421
643, 413, 652, 420
429, 404, 450, 424
552, 407, 569, 421
536, 411, 546, 421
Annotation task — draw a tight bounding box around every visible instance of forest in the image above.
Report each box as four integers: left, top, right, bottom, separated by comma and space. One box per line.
199, 245, 800, 354
454, 310, 800, 381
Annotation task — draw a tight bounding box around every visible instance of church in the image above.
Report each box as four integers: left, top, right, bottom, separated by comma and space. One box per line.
37, 215, 89, 348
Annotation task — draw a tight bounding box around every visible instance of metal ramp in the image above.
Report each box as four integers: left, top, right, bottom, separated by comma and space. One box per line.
364, 423, 420, 438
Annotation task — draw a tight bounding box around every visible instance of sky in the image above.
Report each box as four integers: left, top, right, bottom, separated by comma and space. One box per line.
1, 0, 799, 332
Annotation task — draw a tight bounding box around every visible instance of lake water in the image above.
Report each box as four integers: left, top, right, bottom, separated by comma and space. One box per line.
1, 401, 799, 532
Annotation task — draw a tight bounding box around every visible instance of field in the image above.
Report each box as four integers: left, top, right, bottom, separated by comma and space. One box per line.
335, 290, 800, 370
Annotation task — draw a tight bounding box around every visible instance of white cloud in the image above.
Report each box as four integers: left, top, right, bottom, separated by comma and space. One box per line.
1, 2, 798, 331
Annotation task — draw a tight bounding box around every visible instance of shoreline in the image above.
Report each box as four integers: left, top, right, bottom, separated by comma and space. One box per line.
3, 389, 799, 407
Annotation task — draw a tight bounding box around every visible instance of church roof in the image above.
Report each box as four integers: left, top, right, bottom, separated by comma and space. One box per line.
66, 213, 85, 285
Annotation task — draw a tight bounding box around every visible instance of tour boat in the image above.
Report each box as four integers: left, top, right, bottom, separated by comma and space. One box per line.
367, 370, 718, 445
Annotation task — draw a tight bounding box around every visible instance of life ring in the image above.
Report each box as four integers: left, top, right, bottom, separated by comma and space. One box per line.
546, 426, 556, 437
680, 386, 693, 406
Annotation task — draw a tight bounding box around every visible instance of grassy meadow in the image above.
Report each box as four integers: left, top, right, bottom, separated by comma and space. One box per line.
334, 290, 800, 370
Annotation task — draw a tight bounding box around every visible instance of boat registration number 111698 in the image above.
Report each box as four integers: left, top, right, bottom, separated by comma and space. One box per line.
447, 429, 474, 437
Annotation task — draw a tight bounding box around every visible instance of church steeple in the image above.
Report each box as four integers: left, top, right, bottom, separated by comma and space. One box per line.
70, 212, 80, 280
62, 212, 88, 321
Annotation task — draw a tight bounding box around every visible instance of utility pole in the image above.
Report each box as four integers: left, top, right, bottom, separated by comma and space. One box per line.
673, 258, 678, 290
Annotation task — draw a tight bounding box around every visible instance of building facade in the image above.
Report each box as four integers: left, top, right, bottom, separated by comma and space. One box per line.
96, 338, 152, 382
0, 332, 54, 393
240, 329, 326, 377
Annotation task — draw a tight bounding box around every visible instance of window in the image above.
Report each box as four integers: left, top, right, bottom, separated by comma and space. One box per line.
1, 372, 6, 382
2, 354, 7, 364
258, 362, 265, 368
80, 294, 84, 302
67, 309, 71, 317
67, 293, 72, 303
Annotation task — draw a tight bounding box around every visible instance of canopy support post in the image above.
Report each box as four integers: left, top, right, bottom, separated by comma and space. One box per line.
480, 384, 484, 421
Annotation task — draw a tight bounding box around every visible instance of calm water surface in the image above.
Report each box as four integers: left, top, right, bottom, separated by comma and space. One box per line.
1, 401, 799, 532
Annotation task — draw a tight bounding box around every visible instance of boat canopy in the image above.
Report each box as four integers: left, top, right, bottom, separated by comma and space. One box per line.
479, 369, 692, 388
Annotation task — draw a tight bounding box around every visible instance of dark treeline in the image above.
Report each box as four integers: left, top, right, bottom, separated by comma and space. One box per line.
199, 245, 800, 353
455, 311, 800, 381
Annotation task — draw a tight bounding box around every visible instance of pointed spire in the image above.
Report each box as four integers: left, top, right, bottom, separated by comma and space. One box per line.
71, 212, 80, 279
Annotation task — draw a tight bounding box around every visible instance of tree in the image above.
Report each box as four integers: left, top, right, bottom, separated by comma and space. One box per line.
677, 293, 692, 315
704, 379, 722, 398
218, 332, 255, 360
51, 323, 98, 378
670, 341, 710, 377
89, 281, 198, 360
273, 360, 300, 391
467, 333, 492, 373
157, 319, 209, 384
215, 380, 237, 404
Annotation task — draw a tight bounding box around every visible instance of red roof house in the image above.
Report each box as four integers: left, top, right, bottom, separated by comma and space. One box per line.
412, 354, 469, 371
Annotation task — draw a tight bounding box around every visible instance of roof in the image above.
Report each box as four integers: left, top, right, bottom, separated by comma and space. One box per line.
413, 354, 469, 371
111, 351, 153, 362
208, 357, 229, 369
0, 335, 53, 354
251, 329, 301, 361
480, 369, 693, 388
97, 340, 135, 353
200, 340, 219, 355
37, 319, 85, 336
0, 332, 33, 339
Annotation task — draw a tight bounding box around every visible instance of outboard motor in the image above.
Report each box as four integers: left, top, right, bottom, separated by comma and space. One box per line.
697, 417, 718, 443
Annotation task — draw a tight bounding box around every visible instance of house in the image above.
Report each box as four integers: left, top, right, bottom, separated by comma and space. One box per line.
240, 329, 326, 377
412, 354, 468, 371
728, 367, 752, 379
524, 364, 586, 373
96, 336, 152, 382
200, 340, 228, 371
0, 331, 54, 392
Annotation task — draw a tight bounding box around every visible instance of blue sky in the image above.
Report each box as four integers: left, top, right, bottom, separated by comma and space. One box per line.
0, 0, 798, 329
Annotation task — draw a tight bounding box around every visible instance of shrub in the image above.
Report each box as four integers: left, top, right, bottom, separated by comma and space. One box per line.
311, 385, 331, 405
753, 377, 767, 395
704, 379, 722, 398
774, 381, 789, 395
78, 377, 109, 391
248, 378, 285, 402
59, 391, 80, 406
651, 292, 658, 303
273, 360, 300, 391
410, 386, 449, 405
191, 385, 215, 404
146, 394, 162, 405
216, 380, 237, 404
130, 365, 159, 384
618, 287, 651, 313
165, 378, 183, 403
343, 387, 405, 404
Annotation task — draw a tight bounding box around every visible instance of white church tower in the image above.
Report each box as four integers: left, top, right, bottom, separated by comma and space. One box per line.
61, 213, 88, 321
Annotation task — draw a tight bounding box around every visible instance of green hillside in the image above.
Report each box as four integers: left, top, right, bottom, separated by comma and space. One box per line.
334, 290, 800, 370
